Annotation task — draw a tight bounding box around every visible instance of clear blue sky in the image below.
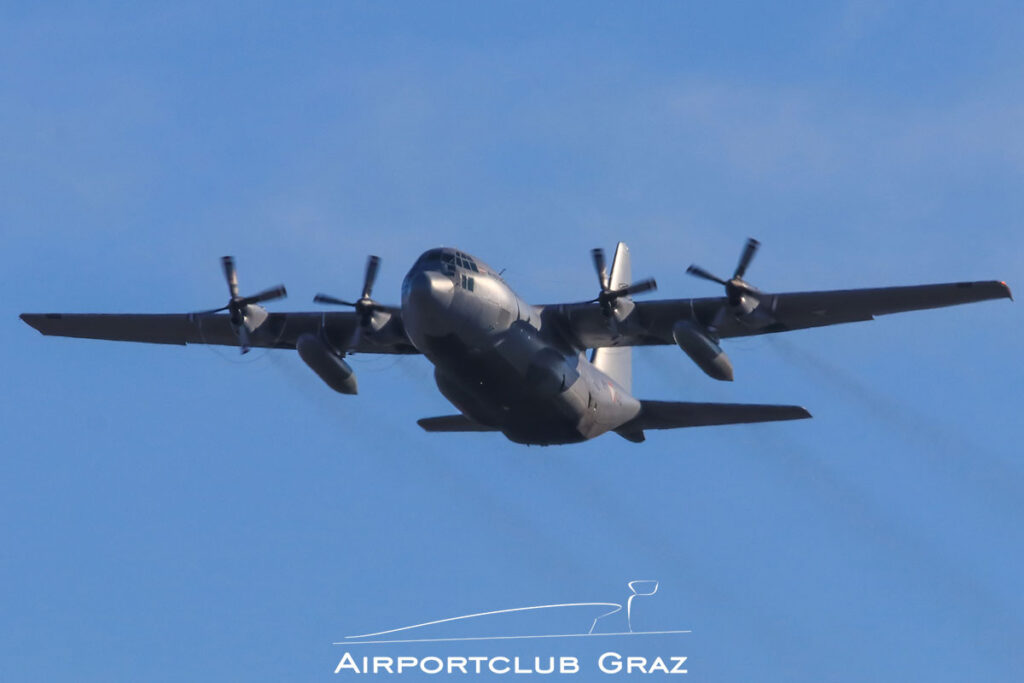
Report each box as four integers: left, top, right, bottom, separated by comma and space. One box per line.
3, 2, 1022, 680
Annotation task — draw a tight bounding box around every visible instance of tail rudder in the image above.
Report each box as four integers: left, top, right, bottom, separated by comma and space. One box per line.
591, 242, 632, 392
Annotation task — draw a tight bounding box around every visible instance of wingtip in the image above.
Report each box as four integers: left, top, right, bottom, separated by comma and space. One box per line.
1000, 281, 1013, 301
19, 313, 43, 333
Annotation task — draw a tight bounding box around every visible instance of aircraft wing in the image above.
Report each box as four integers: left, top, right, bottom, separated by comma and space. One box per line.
19, 310, 419, 354
545, 280, 1012, 348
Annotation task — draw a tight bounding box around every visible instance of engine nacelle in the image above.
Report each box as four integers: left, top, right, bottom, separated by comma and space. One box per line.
296, 333, 358, 395
672, 320, 734, 382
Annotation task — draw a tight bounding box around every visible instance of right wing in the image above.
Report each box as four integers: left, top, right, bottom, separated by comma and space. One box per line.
19, 310, 419, 354
544, 280, 1012, 349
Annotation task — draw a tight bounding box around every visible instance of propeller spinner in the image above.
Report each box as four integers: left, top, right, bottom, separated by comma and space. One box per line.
195, 256, 288, 353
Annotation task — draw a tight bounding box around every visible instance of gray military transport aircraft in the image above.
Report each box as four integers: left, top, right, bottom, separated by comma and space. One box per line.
21, 240, 1012, 445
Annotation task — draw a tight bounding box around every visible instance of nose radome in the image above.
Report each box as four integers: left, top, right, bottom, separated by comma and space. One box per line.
402, 269, 456, 315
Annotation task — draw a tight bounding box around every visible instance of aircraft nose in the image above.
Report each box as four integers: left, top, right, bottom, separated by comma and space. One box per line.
402, 269, 456, 332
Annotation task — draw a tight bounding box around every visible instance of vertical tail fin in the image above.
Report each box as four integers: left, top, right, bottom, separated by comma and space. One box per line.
591, 242, 632, 392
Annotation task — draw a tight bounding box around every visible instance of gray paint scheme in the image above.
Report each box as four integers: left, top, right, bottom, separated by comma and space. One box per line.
20, 244, 1012, 445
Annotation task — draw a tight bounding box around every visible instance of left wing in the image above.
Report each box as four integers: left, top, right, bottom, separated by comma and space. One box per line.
543, 280, 1012, 349
19, 310, 419, 354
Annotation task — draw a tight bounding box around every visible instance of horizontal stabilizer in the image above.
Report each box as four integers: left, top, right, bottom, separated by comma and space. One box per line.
418, 415, 499, 432
619, 400, 811, 432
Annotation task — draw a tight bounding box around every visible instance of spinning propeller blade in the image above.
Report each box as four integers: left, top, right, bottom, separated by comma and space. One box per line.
362, 255, 380, 300
222, 256, 240, 299
591, 248, 609, 291
686, 265, 728, 286
313, 294, 358, 306
315, 255, 386, 334
734, 238, 760, 279
193, 256, 288, 353
588, 246, 657, 314
619, 278, 658, 297
686, 238, 763, 307
239, 284, 288, 307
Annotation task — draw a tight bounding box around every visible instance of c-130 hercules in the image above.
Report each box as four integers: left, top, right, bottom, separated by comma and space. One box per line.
21, 240, 1012, 445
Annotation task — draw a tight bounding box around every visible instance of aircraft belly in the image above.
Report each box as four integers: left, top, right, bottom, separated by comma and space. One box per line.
425, 334, 641, 443
420, 325, 600, 445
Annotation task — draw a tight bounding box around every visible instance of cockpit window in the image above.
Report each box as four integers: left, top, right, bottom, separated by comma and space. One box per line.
448, 252, 479, 272
415, 249, 482, 276
415, 249, 444, 266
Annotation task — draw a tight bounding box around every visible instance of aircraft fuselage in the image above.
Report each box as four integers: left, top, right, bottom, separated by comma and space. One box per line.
401, 248, 639, 445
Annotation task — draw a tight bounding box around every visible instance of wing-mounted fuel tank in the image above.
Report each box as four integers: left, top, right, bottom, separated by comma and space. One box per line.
672, 320, 734, 381
296, 333, 358, 395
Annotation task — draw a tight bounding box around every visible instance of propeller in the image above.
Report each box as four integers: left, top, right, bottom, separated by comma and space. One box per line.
195, 256, 288, 353
589, 247, 657, 315
314, 255, 387, 339
686, 238, 762, 308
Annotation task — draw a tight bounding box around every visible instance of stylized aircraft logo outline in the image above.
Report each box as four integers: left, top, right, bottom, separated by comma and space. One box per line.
334, 580, 690, 646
